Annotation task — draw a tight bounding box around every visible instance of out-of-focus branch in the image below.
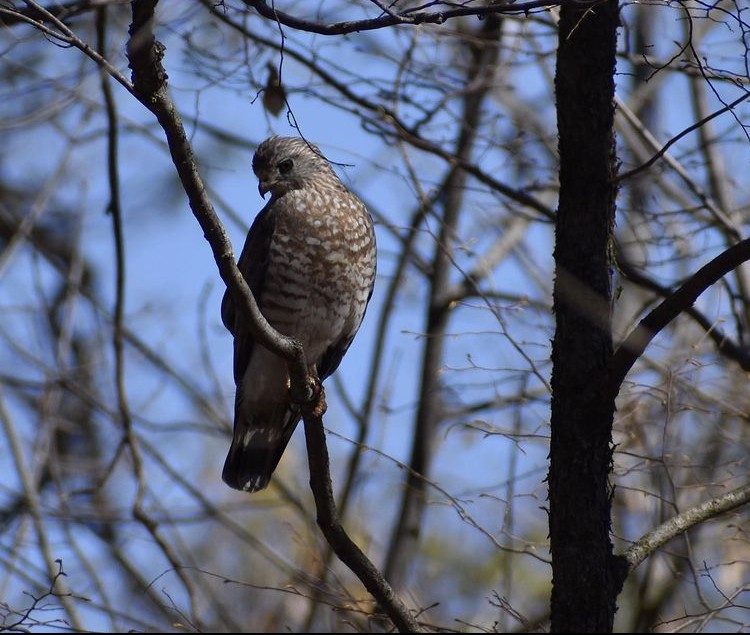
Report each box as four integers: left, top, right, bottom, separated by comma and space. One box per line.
1, 0, 134, 93
624, 482, 750, 571
615, 96, 744, 241
98, 6, 205, 626
616, 89, 750, 185
0, 0, 127, 28
684, 25, 750, 346
383, 12, 503, 589
0, 391, 84, 630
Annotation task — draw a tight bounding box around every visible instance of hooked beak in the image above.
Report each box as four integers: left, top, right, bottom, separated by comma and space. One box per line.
258, 181, 270, 198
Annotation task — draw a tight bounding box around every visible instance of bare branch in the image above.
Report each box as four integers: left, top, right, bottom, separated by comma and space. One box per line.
301, 392, 422, 633
624, 482, 750, 571
243, 0, 595, 35
125, 0, 311, 401
616, 89, 750, 185
616, 245, 750, 372
0, 0, 127, 28
608, 238, 750, 400
124, 3, 420, 630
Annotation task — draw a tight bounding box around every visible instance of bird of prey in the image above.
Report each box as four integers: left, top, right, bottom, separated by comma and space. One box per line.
221, 136, 377, 493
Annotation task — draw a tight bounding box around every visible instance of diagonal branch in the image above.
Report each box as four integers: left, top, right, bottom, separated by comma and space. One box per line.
608, 238, 750, 400
616, 245, 750, 372
301, 394, 422, 632
616, 89, 750, 185
125, 0, 311, 401
125, 2, 417, 631
624, 482, 750, 571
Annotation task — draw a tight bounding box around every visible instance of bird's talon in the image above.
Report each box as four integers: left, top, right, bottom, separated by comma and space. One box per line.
307, 377, 327, 418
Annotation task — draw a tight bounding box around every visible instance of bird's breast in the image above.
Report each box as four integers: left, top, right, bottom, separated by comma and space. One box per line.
258, 192, 375, 363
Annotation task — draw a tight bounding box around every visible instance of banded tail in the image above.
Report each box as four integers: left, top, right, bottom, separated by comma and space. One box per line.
222, 404, 301, 493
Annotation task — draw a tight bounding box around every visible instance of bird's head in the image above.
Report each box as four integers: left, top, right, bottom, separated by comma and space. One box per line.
252, 136, 334, 199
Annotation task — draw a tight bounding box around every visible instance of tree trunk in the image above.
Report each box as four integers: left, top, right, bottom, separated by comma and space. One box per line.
549, 1, 626, 631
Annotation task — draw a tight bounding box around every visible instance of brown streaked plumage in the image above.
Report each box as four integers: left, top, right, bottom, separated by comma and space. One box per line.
221, 136, 377, 492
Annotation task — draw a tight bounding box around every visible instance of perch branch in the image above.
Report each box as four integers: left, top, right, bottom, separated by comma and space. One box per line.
125, 2, 417, 630
301, 392, 422, 633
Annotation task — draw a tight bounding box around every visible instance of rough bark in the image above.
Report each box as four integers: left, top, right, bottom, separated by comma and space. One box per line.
549, 1, 627, 631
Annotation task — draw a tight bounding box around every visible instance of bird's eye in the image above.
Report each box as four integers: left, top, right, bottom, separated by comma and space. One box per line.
277, 158, 294, 175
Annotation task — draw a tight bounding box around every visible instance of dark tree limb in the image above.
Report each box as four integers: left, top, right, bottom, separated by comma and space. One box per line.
126, 0, 311, 401
301, 393, 422, 633
616, 245, 750, 374
244, 0, 598, 35
125, 2, 417, 631
608, 238, 750, 401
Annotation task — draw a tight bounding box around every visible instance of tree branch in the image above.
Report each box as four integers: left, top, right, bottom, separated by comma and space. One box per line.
616, 89, 750, 185
624, 482, 750, 571
301, 393, 422, 633
616, 244, 750, 372
202, 0, 555, 222
125, 2, 418, 630
244, 0, 598, 35
608, 238, 750, 400
125, 0, 312, 401
0, 0, 127, 28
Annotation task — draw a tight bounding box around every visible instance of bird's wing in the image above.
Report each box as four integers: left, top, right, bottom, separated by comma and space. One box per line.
316, 335, 355, 382
221, 204, 277, 385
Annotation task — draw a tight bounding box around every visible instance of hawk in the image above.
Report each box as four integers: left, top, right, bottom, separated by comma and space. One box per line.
221, 136, 377, 493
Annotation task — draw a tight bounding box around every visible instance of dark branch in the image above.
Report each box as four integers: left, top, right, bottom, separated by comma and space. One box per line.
126, 3, 418, 628
125, 0, 311, 401
616, 246, 750, 373
244, 0, 599, 35
608, 238, 750, 400
301, 392, 422, 633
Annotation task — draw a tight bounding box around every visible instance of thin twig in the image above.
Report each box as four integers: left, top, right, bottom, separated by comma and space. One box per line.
0, 390, 84, 629
616, 90, 750, 185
